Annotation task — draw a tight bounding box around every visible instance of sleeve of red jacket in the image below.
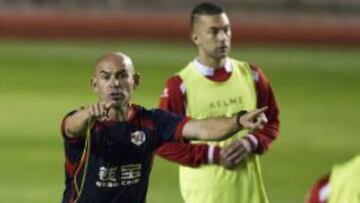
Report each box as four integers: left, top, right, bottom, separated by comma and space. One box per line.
250, 64, 280, 154
306, 174, 330, 203
156, 76, 220, 167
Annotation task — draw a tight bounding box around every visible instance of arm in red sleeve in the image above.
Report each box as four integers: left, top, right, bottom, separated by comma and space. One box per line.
250, 64, 280, 154
157, 75, 219, 167
158, 75, 186, 115
306, 174, 330, 203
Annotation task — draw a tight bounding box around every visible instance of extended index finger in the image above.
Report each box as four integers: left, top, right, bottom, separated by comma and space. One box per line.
104, 101, 116, 110
248, 106, 268, 118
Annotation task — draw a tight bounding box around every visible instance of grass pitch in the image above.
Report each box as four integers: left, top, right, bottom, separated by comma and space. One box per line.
0, 40, 359, 203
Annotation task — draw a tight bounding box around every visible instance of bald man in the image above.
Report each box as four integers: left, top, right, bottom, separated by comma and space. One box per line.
60, 52, 268, 203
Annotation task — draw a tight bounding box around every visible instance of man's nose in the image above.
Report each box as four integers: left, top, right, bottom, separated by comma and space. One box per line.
111, 78, 120, 87
217, 30, 228, 41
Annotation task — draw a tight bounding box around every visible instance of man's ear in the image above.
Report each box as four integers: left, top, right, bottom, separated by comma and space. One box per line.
191, 32, 200, 46
133, 73, 140, 89
91, 78, 98, 92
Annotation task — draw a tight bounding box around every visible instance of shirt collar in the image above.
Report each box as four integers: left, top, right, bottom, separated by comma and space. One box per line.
193, 58, 232, 76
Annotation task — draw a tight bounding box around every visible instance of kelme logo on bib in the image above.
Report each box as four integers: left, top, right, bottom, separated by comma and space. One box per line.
131, 131, 146, 146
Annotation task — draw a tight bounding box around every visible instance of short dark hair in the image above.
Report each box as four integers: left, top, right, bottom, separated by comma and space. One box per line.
191, 2, 224, 27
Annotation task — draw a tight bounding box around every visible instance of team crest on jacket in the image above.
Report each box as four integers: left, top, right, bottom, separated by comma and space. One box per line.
131, 131, 146, 146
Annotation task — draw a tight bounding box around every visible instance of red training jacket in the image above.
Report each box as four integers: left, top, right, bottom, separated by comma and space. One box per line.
157, 63, 280, 167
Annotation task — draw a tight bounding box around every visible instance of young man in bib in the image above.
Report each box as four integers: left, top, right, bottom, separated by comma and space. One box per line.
157, 2, 280, 203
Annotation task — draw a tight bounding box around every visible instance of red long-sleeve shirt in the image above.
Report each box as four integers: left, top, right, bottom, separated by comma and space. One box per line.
156, 62, 280, 167
306, 174, 330, 203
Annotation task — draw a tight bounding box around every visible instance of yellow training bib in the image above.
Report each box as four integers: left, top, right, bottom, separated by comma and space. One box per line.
178, 59, 269, 203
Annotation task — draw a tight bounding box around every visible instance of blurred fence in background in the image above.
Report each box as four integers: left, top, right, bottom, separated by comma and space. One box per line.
1, 0, 360, 13
0, 0, 360, 45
